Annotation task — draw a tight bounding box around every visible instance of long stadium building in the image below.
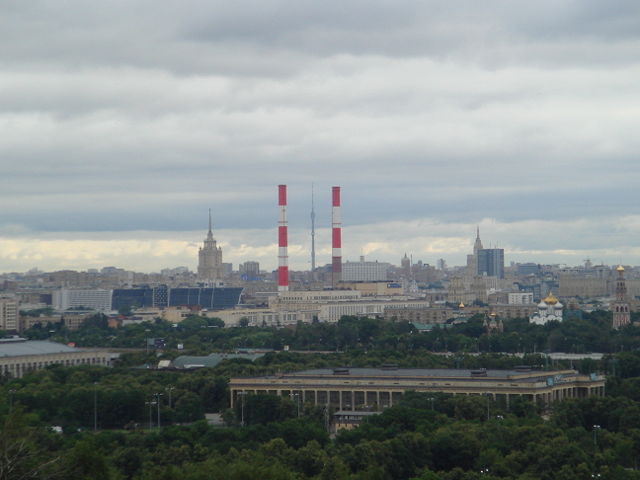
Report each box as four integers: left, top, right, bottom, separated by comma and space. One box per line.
0, 338, 112, 379
112, 286, 243, 311
230, 367, 605, 410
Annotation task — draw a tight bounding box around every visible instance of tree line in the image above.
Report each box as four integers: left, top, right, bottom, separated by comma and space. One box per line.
3, 313, 640, 477
4, 379, 640, 479
21, 310, 640, 355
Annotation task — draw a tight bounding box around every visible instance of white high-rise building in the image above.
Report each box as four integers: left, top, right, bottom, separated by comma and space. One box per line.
52, 289, 113, 312
0, 295, 19, 331
342, 257, 390, 282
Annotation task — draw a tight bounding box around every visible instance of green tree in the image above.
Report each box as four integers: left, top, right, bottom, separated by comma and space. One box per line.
63, 438, 113, 480
0, 410, 60, 480
174, 392, 205, 423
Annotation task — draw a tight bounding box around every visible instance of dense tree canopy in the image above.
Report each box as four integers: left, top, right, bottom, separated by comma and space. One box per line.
4, 312, 640, 478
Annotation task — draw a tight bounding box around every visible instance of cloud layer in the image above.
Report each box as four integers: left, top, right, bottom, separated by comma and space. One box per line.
1, 1, 639, 272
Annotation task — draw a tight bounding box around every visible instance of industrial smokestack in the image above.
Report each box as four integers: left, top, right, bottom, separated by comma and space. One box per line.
331, 186, 342, 288
278, 185, 289, 292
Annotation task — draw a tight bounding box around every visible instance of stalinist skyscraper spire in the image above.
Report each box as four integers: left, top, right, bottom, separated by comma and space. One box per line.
474, 226, 483, 255
197, 209, 223, 282
467, 226, 483, 277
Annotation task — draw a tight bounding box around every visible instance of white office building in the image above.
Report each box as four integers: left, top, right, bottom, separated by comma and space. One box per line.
53, 289, 113, 313
342, 258, 391, 282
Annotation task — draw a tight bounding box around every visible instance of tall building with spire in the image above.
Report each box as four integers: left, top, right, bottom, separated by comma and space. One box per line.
473, 226, 483, 255
197, 209, 223, 282
401, 253, 411, 279
466, 227, 483, 276
612, 265, 631, 329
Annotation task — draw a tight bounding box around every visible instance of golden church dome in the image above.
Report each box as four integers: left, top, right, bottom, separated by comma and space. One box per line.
543, 292, 558, 305
617, 265, 625, 272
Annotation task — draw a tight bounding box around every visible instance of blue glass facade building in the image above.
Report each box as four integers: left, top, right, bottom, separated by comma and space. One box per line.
477, 248, 505, 279
112, 286, 242, 311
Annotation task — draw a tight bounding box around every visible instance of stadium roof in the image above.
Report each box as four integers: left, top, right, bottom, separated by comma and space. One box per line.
244, 367, 572, 383
0, 339, 79, 358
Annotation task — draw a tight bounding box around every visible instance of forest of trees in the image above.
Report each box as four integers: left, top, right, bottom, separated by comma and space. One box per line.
3, 313, 640, 478
4, 365, 640, 479
20, 310, 640, 355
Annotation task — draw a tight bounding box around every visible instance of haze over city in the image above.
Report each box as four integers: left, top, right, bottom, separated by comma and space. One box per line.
2, 1, 640, 272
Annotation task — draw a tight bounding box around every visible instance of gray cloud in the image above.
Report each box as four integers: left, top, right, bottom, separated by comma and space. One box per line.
0, 1, 639, 271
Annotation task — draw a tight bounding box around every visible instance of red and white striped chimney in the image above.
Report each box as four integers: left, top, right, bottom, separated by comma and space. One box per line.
331, 186, 342, 288
278, 185, 289, 292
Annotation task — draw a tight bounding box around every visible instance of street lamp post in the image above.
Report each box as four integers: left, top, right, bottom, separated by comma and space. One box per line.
428, 397, 435, 411
8, 389, 16, 414
145, 329, 151, 354
593, 424, 601, 448
93, 382, 98, 432
483, 393, 491, 421
166, 386, 175, 409
154, 393, 164, 428
289, 392, 300, 417
237, 391, 248, 426
145, 400, 157, 429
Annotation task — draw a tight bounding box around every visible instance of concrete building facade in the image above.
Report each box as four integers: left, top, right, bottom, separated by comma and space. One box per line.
508, 293, 534, 305
342, 259, 390, 282
205, 307, 317, 327
338, 282, 404, 297
239, 261, 261, 281
384, 306, 455, 324
0, 338, 112, 379
0, 295, 19, 331
558, 274, 609, 298
230, 367, 605, 411
52, 289, 113, 313
317, 300, 431, 323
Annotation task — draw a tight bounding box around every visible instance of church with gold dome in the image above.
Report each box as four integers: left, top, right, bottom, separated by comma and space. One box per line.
529, 292, 564, 325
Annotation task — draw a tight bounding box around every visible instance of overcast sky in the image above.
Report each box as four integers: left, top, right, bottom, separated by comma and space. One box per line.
1, 1, 640, 273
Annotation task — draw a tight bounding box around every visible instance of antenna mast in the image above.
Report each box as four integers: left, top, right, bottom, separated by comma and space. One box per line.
311, 183, 316, 274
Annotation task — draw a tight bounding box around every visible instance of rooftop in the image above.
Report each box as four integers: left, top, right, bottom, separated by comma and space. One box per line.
172, 351, 266, 369
0, 339, 79, 358
238, 367, 581, 383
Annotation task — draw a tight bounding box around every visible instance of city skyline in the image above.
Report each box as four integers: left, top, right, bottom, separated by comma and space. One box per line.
2, 1, 640, 272
0, 218, 635, 274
